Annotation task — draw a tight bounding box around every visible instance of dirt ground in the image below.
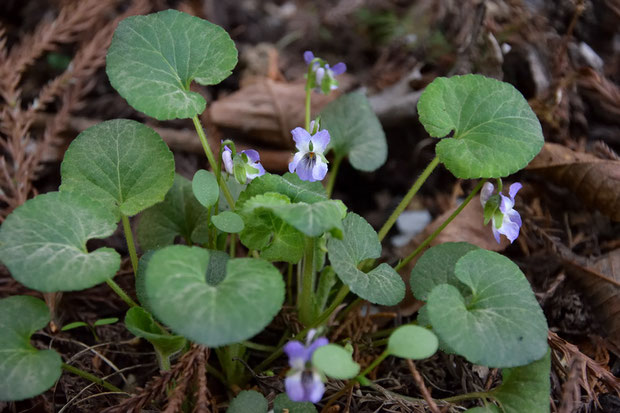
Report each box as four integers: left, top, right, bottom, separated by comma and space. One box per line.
1, 0, 619, 412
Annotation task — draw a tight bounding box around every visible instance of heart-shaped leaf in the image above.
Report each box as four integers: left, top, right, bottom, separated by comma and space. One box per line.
491, 350, 550, 413
426, 249, 548, 367
238, 193, 304, 263
60, 119, 175, 219
124, 307, 186, 360
410, 242, 479, 301
211, 211, 244, 233
106, 10, 238, 120
192, 169, 219, 207
144, 245, 284, 347
0, 296, 62, 401
320, 91, 387, 171
417, 74, 544, 178
312, 344, 360, 380
236, 172, 327, 209
137, 174, 206, 250
0, 192, 120, 292
227, 390, 268, 413
273, 393, 317, 413
387, 325, 438, 360
328, 213, 405, 305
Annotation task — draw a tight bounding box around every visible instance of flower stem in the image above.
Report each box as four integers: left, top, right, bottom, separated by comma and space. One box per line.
105, 279, 138, 308
394, 179, 486, 272
61, 363, 125, 393
440, 391, 491, 403
325, 155, 343, 197
191, 115, 235, 209
305, 87, 312, 131
377, 156, 440, 242
298, 237, 316, 325
120, 213, 138, 275
357, 349, 389, 378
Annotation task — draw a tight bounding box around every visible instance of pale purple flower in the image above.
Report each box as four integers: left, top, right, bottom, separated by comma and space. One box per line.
480, 182, 523, 243
288, 127, 330, 182
222, 145, 266, 183
284, 329, 328, 403
303, 51, 346, 93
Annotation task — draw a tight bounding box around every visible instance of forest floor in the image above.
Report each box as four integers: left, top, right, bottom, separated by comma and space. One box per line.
1, 0, 619, 412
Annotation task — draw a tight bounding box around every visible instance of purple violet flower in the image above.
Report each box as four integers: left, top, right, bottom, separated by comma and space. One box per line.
288, 127, 330, 182
222, 145, 266, 184
303, 51, 346, 93
480, 182, 523, 243
284, 329, 328, 403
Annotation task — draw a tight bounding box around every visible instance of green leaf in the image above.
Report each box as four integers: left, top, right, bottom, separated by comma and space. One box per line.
137, 174, 206, 250
93, 317, 119, 327
60, 119, 175, 219
328, 213, 405, 305
236, 172, 327, 209
320, 91, 387, 171
267, 199, 347, 238
0, 296, 62, 401
465, 407, 500, 413
0, 191, 120, 292
312, 344, 360, 380
417, 74, 544, 178
226, 390, 268, 413
410, 242, 479, 301
144, 245, 284, 347
192, 169, 219, 207
106, 10, 238, 120
124, 307, 186, 359
238, 193, 304, 263
211, 211, 244, 233
61, 321, 89, 331
491, 350, 550, 413
426, 249, 548, 367
387, 325, 438, 360
273, 393, 317, 413
135, 250, 155, 312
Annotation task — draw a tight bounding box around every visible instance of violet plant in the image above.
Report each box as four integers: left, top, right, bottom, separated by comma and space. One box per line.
0, 10, 550, 413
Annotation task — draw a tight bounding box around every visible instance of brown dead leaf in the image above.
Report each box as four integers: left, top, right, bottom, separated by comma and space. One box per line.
562, 249, 620, 354
208, 78, 351, 148
527, 143, 620, 221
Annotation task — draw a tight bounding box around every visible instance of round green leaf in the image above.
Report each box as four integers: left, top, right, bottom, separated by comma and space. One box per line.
211, 211, 244, 233
312, 344, 360, 380
0, 192, 120, 292
137, 174, 206, 250
144, 245, 284, 347
192, 169, 219, 207
491, 350, 550, 413
320, 91, 387, 171
387, 325, 438, 360
60, 119, 175, 219
328, 213, 405, 305
226, 390, 268, 413
273, 393, 317, 413
417, 74, 544, 178
106, 10, 238, 120
0, 296, 62, 401
268, 200, 346, 238
426, 249, 548, 367
410, 242, 479, 301
124, 307, 186, 359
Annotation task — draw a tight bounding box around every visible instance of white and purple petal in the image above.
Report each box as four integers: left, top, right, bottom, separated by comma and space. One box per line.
508, 182, 523, 200
222, 147, 233, 174
330, 62, 347, 75
498, 193, 515, 214
480, 182, 494, 206
285, 371, 306, 402
303, 51, 315, 64
310, 129, 330, 153
306, 371, 325, 403
291, 127, 312, 152
312, 159, 328, 181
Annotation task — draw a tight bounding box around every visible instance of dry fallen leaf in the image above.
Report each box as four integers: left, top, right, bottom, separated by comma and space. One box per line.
527, 143, 620, 221
562, 249, 620, 354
